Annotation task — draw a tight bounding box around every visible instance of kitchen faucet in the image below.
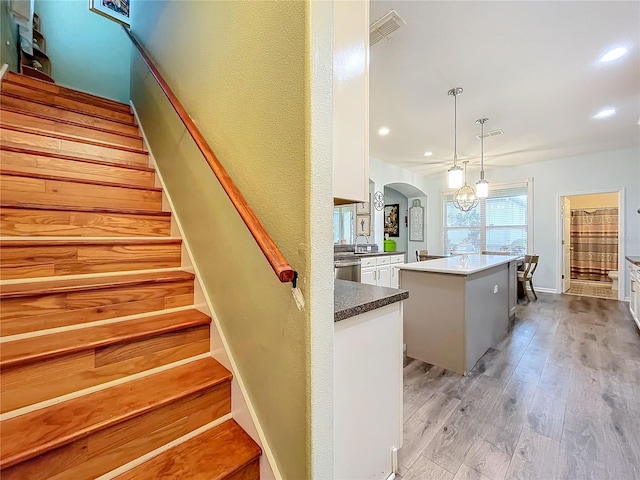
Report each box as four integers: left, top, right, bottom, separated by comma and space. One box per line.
355, 234, 370, 252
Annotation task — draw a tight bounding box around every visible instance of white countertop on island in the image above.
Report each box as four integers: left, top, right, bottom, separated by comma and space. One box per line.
398, 254, 519, 275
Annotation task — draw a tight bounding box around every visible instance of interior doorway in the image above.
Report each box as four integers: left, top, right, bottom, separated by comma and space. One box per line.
559, 191, 623, 300
383, 183, 427, 262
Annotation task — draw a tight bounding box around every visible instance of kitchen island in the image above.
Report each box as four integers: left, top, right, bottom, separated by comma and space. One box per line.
398, 254, 518, 375
334, 279, 408, 479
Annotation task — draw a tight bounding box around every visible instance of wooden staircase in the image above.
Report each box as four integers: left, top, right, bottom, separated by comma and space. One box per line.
0, 71, 261, 479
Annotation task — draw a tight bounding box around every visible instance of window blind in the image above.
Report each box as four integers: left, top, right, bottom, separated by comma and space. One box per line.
443, 182, 529, 254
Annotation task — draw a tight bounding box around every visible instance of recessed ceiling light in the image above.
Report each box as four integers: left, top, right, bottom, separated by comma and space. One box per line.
593, 108, 616, 119
378, 127, 390, 136
423, 151, 433, 157
600, 47, 628, 63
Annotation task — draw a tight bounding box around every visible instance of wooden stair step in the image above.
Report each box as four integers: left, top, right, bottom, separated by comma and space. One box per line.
1, 125, 149, 166
0, 122, 147, 155
0, 80, 135, 123
0, 106, 144, 149
0, 269, 195, 336
0, 309, 210, 368
0, 238, 182, 280
0, 269, 193, 299
0, 311, 210, 413
0, 91, 138, 129
0, 357, 232, 471
1, 203, 171, 238
114, 420, 261, 480
0, 145, 156, 187
0, 93, 140, 136
0, 169, 162, 213
4, 72, 133, 114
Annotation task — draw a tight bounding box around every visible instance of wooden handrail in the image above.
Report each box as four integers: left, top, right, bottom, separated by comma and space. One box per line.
123, 27, 297, 285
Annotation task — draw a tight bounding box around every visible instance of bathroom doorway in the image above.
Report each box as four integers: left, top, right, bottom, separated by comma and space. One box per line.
559, 191, 623, 300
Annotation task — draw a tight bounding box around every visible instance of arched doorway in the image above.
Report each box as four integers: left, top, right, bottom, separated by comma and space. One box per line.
383, 183, 428, 262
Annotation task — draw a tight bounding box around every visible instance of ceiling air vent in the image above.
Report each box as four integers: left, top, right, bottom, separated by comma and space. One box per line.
476, 129, 504, 139
370, 10, 406, 46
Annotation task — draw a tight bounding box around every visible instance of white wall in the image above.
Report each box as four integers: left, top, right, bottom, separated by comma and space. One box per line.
417, 146, 640, 296
384, 186, 408, 253
568, 193, 618, 209
369, 156, 430, 256
35, 0, 130, 102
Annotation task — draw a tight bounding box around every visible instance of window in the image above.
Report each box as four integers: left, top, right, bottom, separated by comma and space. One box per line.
443, 182, 531, 254
334, 205, 355, 244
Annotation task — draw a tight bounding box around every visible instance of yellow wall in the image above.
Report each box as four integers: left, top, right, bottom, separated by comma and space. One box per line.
0, 0, 19, 71
568, 192, 618, 209
130, 2, 320, 478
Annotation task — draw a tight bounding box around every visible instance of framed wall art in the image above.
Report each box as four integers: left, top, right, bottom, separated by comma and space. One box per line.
356, 215, 371, 236
90, 0, 130, 26
384, 204, 399, 237
356, 193, 371, 215
409, 199, 425, 242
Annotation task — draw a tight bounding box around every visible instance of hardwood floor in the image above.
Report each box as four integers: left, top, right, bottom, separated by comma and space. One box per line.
400, 293, 640, 480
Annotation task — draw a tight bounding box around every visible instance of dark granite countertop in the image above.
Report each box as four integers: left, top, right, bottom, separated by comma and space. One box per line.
355, 251, 406, 258
335, 279, 409, 322
626, 256, 640, 266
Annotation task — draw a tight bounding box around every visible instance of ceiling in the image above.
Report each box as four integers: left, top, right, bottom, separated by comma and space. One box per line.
369, 1, 640, 178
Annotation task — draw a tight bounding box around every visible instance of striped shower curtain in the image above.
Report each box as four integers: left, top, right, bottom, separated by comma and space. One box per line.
570, 208, 618, 282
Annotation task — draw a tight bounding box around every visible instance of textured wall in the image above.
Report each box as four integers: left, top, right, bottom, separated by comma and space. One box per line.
0, 0, 19, 71
34, 0, 130, 102
130, 1, 332, 478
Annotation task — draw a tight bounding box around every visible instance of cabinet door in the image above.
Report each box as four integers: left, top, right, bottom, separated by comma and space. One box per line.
377, 266, 391, 288
390, 265, 400, 288
361, 267, 377, 286
332, 0, 369, 203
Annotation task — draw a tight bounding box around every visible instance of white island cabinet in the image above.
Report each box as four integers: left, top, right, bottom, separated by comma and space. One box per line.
334, 280, 408, 480
399, 254, 518, 375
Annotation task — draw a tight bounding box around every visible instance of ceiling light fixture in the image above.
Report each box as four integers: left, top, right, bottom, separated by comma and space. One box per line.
593, 108, 616, 119
424, 151, 433, 157
475, 118, 489, 199
447, 87, 464, 188
600, 47, 628, 63
378, 126, 390, 136
453, 161, 478, 212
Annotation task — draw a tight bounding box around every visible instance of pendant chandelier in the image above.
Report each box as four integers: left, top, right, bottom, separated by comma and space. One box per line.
475, 118, 489, 198
453, 161, 478, 212
447, 87, 464, 189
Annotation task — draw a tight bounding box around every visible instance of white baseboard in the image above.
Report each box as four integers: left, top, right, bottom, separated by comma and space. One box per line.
0, 64, 9, 82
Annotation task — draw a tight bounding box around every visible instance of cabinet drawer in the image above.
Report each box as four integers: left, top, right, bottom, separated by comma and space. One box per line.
390, 255, 404, 264
376, 256, 390, 266
361, 258, 376, 268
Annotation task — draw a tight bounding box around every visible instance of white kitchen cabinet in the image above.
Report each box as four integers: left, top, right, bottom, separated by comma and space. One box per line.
361, 267, 377, 286
360, 255, 403, 288
333, 0, 369, 204
389, 254, 405, 289
629, 262, 639, 329
335, 302, 403, 479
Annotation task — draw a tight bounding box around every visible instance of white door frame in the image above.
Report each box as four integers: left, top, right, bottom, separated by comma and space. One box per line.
556, 188, 625, 300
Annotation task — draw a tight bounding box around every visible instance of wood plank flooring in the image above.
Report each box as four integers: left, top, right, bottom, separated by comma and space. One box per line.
399, 293, 640, 480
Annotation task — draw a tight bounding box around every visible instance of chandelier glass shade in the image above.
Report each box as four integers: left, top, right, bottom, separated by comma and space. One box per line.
476, 117, 489, 199
453, 161, 478, 212
447, 87, 464, 189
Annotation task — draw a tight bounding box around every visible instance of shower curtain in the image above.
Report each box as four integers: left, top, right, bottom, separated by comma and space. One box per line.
570, 208, 618, 282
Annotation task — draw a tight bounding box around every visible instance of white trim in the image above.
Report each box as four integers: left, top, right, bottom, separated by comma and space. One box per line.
96, 413, 233, 480
0, 64, 9, 83
130, 101, 280, 480
556, 188, 625, 301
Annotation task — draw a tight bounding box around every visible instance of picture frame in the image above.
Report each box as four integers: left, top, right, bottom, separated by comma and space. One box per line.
384, 204, 399, 237
409, 199, 425, 242
356, 215, 371, 236
89, 0, 130, 26
356, 193, 371, 215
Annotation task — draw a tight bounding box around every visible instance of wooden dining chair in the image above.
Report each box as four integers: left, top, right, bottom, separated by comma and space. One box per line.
518, 254, 539, 302
416, 249, 429, 261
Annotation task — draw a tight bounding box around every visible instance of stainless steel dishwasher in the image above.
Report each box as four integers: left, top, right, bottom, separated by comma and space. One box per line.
334, 257, 361, 282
